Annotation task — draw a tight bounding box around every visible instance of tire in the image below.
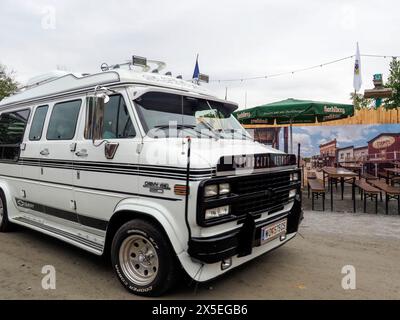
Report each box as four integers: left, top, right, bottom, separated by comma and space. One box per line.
111, 219, 178, 296
0, 190, 11, 232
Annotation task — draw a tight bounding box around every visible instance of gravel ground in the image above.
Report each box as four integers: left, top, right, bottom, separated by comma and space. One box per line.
0, 210, 399, 300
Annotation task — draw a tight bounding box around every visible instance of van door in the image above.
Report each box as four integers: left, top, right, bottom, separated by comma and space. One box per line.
37, 99, 82, 225
18, 105, 50, 212
72, 92, 141, 231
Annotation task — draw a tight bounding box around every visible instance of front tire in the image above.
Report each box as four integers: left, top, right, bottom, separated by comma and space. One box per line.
111, 219, 178, 296
0, 190, 11, 232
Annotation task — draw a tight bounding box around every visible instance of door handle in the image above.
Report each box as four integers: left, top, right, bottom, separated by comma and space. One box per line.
75, 149, 88, 157
40, 148, 49, 156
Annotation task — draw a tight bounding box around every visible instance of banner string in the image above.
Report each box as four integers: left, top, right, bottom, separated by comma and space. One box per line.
211, 54, 400, 83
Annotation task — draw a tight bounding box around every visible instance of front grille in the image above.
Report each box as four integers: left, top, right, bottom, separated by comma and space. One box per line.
231, 171, 291, 216
197, 169, 300, 227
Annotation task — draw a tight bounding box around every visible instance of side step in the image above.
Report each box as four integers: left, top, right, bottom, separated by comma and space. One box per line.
13, 216, 103, 254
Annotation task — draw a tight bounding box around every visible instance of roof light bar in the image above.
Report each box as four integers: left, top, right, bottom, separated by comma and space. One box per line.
132, 55, 147, 67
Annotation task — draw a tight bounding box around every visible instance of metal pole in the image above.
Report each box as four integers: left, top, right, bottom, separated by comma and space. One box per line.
290, 121, 293, 154
184, 137, 192, 242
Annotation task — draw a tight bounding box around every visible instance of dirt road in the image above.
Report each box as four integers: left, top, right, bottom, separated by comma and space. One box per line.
0, 211, 399, 299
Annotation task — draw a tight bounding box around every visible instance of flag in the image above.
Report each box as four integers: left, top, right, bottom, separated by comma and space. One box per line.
192, 54, 200, 80
353, 43, 362, 92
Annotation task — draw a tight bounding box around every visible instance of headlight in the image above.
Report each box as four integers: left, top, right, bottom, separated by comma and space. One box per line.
204, 183, 231, 197
219, 183, 230, 195
204, 184, 218, 197
290, 172, 299, 181
205, 205, 230, 220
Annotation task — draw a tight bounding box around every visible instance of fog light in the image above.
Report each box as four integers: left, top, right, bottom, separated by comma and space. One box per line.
280, 234, 287, 241
221, 258, 232, 270
289, 189, 297, 197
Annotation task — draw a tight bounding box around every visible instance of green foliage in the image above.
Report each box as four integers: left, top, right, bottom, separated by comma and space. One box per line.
349, 92, 373, 110
0, 64, 18, 101
384, 58, 400, 109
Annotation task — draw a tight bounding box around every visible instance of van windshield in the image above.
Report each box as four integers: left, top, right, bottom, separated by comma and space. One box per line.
134, 92, 251, 140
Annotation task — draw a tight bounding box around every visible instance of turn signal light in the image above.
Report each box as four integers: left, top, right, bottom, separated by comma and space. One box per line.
174, 184, 189, 196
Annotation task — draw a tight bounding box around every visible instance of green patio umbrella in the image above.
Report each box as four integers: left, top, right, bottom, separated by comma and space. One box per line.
234, 98, 354, 152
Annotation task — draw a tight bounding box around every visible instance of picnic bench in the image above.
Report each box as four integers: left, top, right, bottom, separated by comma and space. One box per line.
368, 179, 400, 215
308, 179, 325, 211
354, 179, 380, 214
361, 172, 378, 181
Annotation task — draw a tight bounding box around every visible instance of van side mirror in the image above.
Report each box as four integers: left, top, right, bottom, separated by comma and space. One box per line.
85, 95, 108, 142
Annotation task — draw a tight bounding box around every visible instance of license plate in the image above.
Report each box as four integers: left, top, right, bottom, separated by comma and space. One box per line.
261, 219, 287, 244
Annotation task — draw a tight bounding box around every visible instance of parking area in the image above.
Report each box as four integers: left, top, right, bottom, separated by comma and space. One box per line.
0, 210, 399, 300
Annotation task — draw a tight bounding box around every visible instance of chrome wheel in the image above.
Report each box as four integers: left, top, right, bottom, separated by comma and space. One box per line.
119, 235, 159, 286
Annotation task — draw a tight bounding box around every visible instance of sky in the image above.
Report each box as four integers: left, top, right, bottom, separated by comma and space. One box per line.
283, 124, 400, 157
1, 0, 400, 109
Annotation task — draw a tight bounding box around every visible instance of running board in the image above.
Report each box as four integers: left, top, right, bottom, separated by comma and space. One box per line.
13, 216, 103, 254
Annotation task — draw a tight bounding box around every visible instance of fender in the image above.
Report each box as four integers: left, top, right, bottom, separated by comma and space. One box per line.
0, 180, 17, 218
112, 198, 188, 255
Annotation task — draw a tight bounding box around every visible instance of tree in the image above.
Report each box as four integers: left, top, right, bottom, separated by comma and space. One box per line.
384, 57, 400, 109
349, 92, 373, 110
0, 64, 18, 102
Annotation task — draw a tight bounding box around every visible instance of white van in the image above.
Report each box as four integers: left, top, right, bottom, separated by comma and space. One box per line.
0, 57, 303, 296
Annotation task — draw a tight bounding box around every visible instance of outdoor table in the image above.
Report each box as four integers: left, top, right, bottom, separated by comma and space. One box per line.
322, 167, 358, 212
384, 168, 400, 183
339, 164, 363, 178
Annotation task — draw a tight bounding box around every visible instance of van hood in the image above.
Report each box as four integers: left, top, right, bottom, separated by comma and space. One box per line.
141, 137, 285, 170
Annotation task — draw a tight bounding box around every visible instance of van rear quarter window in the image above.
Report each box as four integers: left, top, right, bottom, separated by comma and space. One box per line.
46, 100, 81, 140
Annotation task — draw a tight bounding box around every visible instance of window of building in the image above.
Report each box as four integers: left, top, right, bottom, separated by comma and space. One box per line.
47, 100, 81, 140
0, 109, 30, 161
85, 95, 135, 139
29, 105, 49, 141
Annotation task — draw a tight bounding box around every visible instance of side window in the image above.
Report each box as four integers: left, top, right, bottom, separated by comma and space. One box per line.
85, 95, 136, 139
29, 105, 48, 141
47, 100, 81, 140
0, 109, 30, 161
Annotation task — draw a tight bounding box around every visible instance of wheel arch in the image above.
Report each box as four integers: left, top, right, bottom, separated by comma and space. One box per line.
104, 205, 186, 259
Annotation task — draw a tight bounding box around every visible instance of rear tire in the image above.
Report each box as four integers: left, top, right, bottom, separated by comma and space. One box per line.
0, 190, 12, 232
111, 219, 178, 296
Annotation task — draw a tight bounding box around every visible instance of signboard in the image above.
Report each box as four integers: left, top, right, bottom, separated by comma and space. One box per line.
372, 135, 395, 149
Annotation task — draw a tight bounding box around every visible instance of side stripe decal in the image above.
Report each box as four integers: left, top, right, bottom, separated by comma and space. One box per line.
0, 174, 182, 202
17, 158, 215, 181
15, 198, 108, 231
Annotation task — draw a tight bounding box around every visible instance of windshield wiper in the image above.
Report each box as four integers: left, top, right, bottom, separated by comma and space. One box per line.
218, 128, 253, 141
153, 124, 215, 139
154, 124, 196, 130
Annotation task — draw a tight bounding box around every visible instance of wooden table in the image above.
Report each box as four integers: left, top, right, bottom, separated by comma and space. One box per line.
339, 164, 363, 178
384, 168, 400, 183
322, 167, 358, 212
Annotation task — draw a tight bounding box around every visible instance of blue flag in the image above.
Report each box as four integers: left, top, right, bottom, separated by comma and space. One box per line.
192, 55, 200, 80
